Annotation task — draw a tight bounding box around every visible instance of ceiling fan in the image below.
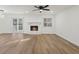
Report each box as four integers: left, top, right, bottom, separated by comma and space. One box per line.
33, 5, 50, 13
0, 9, 4, 13
0, 9, 5, 14
0, 9, 5, 17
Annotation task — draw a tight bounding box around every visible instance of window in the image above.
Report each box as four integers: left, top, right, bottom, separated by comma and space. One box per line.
13, 18, 17, 31
18, 18, 23, 30
44, 18, 52, 27
13, 18, 23, 31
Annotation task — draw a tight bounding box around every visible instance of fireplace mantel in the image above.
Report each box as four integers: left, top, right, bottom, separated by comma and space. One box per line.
28, 22, 41, 25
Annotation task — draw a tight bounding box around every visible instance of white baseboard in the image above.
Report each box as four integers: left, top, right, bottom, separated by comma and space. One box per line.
55, 32, 79, 46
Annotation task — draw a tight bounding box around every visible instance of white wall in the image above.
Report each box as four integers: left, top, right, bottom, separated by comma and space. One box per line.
0, 13, 55, 34
0, 14, 12, 33
55, 6, 79, 46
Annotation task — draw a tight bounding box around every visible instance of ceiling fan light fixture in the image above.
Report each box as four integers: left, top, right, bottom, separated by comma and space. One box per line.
39, 9, 43, 13
40, 9, 43, 12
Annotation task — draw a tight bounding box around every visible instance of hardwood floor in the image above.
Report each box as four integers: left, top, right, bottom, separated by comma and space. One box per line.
0, 33, 79, 54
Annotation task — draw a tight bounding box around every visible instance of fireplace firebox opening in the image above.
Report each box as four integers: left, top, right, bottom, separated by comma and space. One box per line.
30, 26, 38, 31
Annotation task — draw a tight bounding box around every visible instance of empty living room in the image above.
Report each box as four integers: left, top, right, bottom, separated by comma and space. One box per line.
0, 5, 79, 54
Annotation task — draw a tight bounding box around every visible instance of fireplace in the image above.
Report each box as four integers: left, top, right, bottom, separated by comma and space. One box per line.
30, 26, 38, 31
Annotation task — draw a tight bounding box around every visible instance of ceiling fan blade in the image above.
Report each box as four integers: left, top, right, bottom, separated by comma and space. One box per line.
43, 5, 49, 8
34, 6, 39, 8
0, 10, 4, 12
32, 9, 39, 11
43, 9, 50, 11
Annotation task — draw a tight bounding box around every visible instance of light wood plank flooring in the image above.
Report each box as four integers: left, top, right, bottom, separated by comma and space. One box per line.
0, 33, 79, 54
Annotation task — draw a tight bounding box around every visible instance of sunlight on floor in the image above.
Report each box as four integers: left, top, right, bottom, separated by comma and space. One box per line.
20, 38, 31, 42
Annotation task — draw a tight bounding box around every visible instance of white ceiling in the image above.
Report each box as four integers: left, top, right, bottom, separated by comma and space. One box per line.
0, 5, 74, 14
